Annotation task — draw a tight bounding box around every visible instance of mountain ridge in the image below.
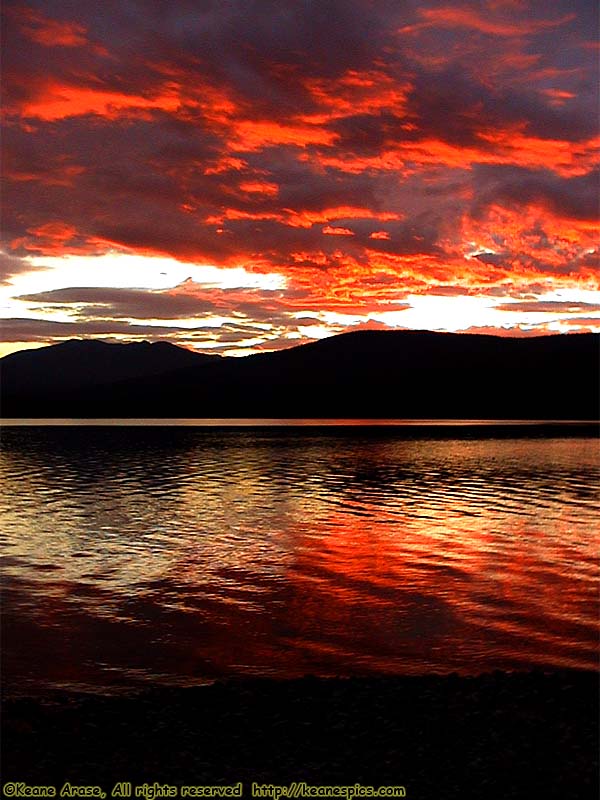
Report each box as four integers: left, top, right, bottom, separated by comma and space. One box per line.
1, 330, 598, 419
0, 338, 218, 395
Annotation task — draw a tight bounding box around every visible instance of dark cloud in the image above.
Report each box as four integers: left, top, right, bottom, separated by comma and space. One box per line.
404, 66, 596, 148
16, 284, 305, 326
3, 0, 407, 122
561, 317, 600, 328
0, 251, 40, 282
0, 316, 305, 350
328, 112, 411, 156
472, 166, 599, 221
1, 0, 597, 349
494, 301, 600, 314
17, 286, 219, 318
0, 317, 203, 341
471, 252, 509, 267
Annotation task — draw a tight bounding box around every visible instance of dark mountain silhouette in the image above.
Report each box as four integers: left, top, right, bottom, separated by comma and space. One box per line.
1, 330, 598, 419
0, 338, 218, 395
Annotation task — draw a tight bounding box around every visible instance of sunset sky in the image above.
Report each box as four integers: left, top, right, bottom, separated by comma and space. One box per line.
1, 0, 598, 357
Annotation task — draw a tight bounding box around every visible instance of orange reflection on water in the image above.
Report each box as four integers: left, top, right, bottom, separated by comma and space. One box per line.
1, 428, 598, 693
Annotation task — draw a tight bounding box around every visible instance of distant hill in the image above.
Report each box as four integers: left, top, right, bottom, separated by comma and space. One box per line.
1, 331, 598, 419
0, 339, 217, 395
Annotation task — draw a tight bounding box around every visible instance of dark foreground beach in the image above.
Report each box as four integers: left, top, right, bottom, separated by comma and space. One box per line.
2, 671, 598, 800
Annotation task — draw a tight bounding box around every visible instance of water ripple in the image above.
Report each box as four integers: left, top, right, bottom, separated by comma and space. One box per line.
1, 427, 599, 692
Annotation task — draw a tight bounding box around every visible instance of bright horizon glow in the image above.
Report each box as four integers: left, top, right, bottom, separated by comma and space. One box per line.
1, 251, 599, 359
2, 252, 288, 296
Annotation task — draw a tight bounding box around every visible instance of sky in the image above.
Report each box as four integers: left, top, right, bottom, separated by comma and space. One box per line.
1, 0, 598, 357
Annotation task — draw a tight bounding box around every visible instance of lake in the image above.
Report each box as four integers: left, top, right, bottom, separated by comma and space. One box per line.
1, 421, 598, 695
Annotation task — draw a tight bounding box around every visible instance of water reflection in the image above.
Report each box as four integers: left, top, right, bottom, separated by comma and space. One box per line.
1, 426, 598, 694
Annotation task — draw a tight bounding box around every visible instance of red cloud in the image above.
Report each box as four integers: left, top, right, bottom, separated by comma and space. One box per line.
239, 181, 279, 196
417, 6, 575, 37
10, 80, 183, 122
1, 0, 598, 349
12, 5, 90, 47
322, 226, 355, 236
11, 221, 80, 253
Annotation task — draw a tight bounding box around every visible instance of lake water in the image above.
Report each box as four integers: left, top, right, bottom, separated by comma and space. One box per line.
1, 421, 598, 695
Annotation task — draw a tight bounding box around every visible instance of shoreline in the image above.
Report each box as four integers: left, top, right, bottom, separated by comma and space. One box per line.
2, 670, 598, 799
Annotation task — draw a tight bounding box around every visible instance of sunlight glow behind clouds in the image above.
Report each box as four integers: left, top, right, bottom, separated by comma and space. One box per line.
9, 253, 288, 293
1, 0, 598, 355
1, 251, 598, 358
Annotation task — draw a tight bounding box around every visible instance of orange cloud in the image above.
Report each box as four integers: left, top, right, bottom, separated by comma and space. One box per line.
417, 7, 575, 37
541, 88, 577, 107
459, 204, 600, 289
286, 208, 402, 228
301, 69, 411, 123
11, 221, 79, 253
310, 132, 598, 178
12, 81, 182, 122
370, 231, 391, 240
204, 157, 248, 176
3, 162, 86, 186
2, 0, 597, 347
239, 181, 279, 195
322, 226, 355, 236
12, 5, 90, 47
231, 119, 336, 150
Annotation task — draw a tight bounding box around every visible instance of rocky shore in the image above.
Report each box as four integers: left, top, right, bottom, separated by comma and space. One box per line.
2, 671, 598, 800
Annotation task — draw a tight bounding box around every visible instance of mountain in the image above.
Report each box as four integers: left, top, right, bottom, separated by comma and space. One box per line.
1, 331, 598, 419
0, 339, 218, 395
